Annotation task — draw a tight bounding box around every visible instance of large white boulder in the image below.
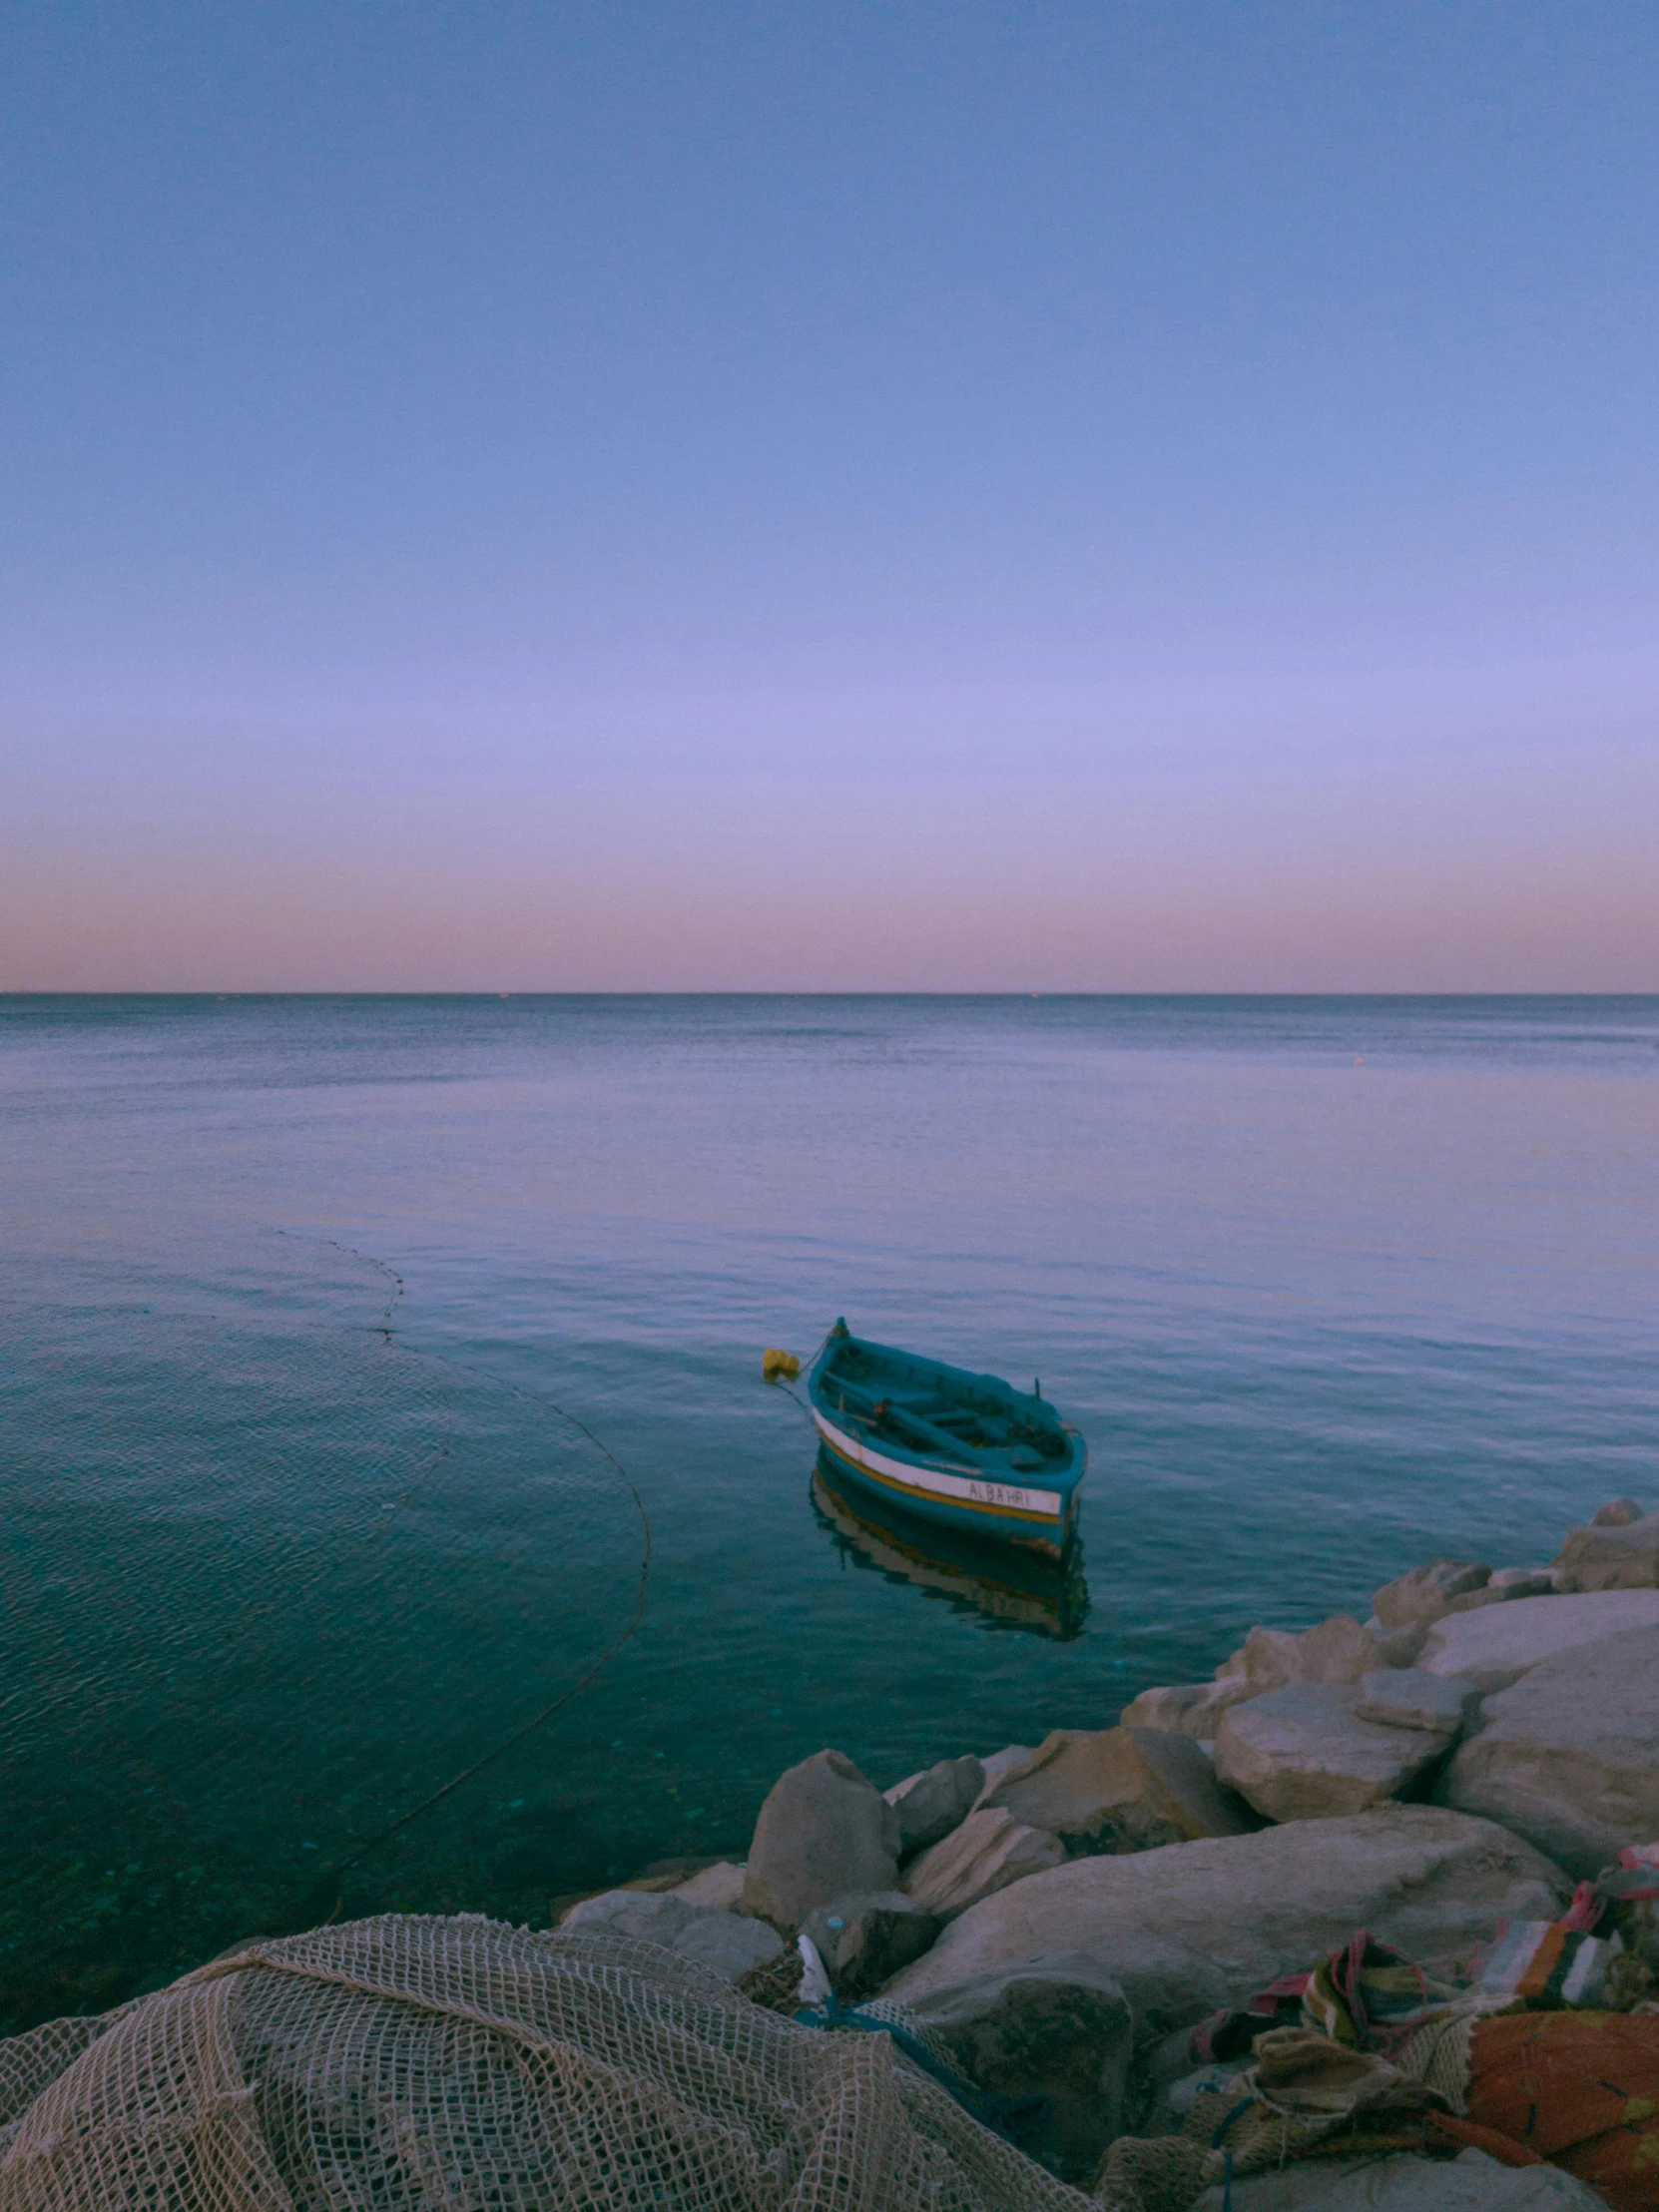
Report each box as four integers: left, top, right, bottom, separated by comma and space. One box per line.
1417, 1589, 1659, 1694
1214, 1683, 1452, 1822
1441, 1622, 1659, 1877
880, 1805, 1567, 2038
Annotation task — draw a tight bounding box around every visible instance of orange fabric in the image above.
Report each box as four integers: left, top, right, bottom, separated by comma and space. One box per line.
1466, 2010, 1659, 2212
1428, 2113, 1545, 2167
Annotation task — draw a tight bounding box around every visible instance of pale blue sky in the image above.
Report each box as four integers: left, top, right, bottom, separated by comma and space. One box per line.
3, 2, 1655, 987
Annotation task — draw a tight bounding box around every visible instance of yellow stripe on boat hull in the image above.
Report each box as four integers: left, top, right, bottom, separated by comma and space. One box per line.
813, 1411, 1065, 1528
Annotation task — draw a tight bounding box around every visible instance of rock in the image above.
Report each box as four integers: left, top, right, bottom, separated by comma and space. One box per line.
1354, 1669, 1480, 1737
1365, 1616, 1429, 1668
1441, 1622, 1659, 1877
881, 1952, 1132, 2181
1554, 1508, 1659, 1592
1194, 2149, 1607, 2210
672, 1911, 791, 1982
973, 1744, 1035, 1795
616, 1854, 734, 1894
741, 1749, 902, 1932
979, 1727, 1257, 1850
1214, 1683, 1453, 1822
1374, 1561, 1492, 1631
1591, 1498, 1646, 1527
1441, 1570, 1561, 1616
1121, 1677, 1261, 1739
1176, 1677, 1259, 1738
1192, 2156, 1379, 2209
801, 1891, 940, 1999
883, 1756, 984, 1856
901, 1806, 1064, 1919
1417, 1589, 1659, 1694
1489, 1567, 1559, 1595
1119, 1684, 1207, 1732
1243, 1626, 1305, 1693
975, 1732, 1100, 1832
1299, 1615, 1382, 1684
670, 1862, 747, 1911
1215, 1615, 1383, 1710
561, 1890, 785, 1981
1113, 1729, 1262, 1843
560, 1891, 679, 1934
881, 1805, 1568, 2039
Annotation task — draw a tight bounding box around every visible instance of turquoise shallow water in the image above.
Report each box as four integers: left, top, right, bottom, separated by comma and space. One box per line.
1, 994, 1655, 2024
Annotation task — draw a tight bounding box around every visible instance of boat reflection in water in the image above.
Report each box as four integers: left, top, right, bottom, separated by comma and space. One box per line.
811, 1451, 1088, 1640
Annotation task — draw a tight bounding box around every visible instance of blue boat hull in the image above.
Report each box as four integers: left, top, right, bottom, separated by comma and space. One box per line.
808, 1325, 1086, 1561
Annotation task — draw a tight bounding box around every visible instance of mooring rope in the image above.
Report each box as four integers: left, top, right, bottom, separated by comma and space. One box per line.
767, 1323, 835, 1428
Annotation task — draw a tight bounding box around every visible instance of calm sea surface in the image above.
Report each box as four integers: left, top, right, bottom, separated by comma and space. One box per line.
1, 994, 1654, 2023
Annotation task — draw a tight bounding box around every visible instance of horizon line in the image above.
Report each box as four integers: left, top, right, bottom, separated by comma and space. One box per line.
5, 988, 1657, 1004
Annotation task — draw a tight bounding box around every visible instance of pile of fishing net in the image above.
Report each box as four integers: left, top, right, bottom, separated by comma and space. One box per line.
0, 1914, 1101, 2212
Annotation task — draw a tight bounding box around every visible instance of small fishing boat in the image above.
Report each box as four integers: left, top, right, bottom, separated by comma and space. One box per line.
808, 1320, 1086, 1559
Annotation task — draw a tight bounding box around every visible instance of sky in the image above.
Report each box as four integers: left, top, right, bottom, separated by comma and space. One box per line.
2, 1, 1655, 990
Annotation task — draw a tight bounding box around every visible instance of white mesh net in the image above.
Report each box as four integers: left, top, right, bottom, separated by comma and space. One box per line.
0, 1915, 1099, 2212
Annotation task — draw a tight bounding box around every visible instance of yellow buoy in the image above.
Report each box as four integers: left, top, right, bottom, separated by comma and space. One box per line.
761, 1348, 801, 1383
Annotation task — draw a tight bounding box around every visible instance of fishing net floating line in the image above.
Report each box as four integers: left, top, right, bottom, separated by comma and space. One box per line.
0, 1232, 652, 2033
0, 1916, 1098, 2212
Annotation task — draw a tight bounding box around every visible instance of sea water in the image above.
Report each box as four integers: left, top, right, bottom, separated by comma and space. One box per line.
1, 994, 1654, 2023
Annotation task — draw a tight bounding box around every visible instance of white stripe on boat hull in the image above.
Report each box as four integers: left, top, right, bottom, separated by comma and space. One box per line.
812, 1409, 1065, 1520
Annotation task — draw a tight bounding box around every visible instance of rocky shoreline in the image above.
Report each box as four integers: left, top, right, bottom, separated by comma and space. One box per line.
562, 1498, 1659, 2204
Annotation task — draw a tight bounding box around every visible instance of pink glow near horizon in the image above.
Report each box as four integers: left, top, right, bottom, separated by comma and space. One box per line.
3, 4, 1657, 988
